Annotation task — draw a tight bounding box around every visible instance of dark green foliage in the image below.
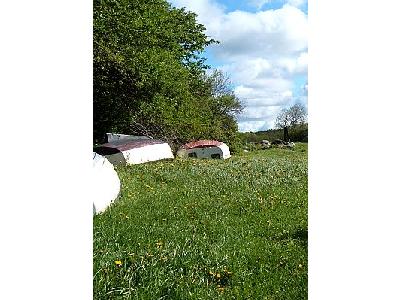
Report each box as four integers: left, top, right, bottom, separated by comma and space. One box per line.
94, 145, 308, 298
94, 0, 242, 147
289, 124, 308, 142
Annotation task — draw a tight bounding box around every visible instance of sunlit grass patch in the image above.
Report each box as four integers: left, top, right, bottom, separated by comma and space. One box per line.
94, 143, 308, 299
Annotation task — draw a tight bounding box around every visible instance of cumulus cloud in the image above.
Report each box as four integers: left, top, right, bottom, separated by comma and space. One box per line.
208, 6, 307, 60
238, 121, 266, 132
235, 83, 293, 107
237, 105, 282, 132
276, 51, 308, 75
169, 0, 308, 132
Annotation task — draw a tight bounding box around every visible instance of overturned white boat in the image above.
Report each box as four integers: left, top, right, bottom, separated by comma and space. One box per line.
177, 140, 231, 159
94, 138, 174, 166
93, 152, 120, 215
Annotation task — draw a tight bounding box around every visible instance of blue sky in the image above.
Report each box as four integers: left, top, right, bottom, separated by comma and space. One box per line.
213, 0, 307, 13
169, 0, 308, 132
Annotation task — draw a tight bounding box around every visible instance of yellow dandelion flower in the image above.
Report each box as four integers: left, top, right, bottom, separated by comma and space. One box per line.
114, 260, 122, 266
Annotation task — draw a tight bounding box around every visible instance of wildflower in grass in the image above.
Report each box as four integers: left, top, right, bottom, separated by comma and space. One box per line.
114, 260, 122, 267
223, 269, 233, 276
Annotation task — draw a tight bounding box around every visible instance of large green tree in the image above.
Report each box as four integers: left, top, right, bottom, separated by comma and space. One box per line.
94, 0, 242, 149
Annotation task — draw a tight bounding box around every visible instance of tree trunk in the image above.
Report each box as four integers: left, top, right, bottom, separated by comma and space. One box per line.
283, 126, 290, 142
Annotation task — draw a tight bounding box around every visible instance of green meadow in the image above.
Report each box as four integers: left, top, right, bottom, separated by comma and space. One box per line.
93, 144, 308, 299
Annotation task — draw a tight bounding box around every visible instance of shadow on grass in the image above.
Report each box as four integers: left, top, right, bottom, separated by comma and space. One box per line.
292, 228, 308, 248
273, 228, 308, 248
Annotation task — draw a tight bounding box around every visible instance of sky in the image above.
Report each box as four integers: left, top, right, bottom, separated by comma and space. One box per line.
168, 0, 308, 132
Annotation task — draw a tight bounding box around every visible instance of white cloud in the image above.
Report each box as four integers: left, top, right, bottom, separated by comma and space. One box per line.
239, 105, 282, 120
169, 0, 224, 34
169, 0, 308, 132
209, 5, 308, 60
247, 0, 270, 10
237, 105, 282, 132
238, 121, 266, 132
276, 51, 308, 75
235, 83, 293, 107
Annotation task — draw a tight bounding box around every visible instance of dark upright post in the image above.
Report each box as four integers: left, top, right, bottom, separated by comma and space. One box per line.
283, 127, 289, 142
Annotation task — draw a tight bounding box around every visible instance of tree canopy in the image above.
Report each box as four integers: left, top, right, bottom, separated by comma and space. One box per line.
94, 0, 242, 150
275, 103, 307, 129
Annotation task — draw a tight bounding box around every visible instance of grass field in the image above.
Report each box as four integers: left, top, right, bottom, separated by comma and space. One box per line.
93, 144, 308, 299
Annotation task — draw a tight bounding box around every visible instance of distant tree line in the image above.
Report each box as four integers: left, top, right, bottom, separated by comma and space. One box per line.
239, 103, 308, 145
239, 124, 308, 144
94, 0, 243, 151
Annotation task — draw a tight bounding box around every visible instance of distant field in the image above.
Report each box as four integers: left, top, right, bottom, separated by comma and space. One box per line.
93, 143, 308, 299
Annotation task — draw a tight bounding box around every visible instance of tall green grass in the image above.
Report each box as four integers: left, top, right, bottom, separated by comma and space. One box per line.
94, 144, 308, 299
